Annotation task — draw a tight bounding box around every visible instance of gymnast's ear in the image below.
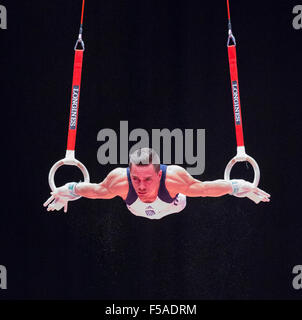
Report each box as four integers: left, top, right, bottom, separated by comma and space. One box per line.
157, 169, 162, 179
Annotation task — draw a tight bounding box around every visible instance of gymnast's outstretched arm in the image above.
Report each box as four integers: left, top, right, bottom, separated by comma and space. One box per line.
74, 168, 128, 199
165, 165, 270, 201
43, 168, 128, 212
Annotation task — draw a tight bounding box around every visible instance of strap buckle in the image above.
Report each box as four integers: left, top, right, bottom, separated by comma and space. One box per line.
74, 35, 85, 51
227, 30, 236, 46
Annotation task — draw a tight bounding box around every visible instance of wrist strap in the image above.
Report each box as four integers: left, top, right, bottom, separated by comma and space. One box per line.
230, 180, 239, 195
68, 182, 79, 197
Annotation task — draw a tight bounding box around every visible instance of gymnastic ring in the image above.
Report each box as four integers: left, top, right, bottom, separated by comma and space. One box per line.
48, 157, 90, 191
224, 153, 260, 188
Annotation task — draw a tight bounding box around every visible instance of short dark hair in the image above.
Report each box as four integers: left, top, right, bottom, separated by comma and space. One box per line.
129, 147, 160, 173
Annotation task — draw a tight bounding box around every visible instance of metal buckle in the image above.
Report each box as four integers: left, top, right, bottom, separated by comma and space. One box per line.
74, 37, 85, 51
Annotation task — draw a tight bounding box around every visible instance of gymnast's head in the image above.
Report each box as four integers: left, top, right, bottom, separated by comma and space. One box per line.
129, 148, 162, 200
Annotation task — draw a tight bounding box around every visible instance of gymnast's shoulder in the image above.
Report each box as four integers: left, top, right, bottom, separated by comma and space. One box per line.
103, 167, 129, 198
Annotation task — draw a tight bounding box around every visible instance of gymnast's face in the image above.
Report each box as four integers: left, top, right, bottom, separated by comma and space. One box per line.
130, 164, 162, 202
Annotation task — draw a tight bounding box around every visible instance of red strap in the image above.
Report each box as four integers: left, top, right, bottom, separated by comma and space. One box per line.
67, 49, 84, 151
226, 0, 231, 21
80, 0, 85, 26
227, 45, 244, 147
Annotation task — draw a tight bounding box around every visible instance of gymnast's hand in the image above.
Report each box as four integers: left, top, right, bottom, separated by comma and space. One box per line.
230, 179, 271, 202
43, 182, 81, 213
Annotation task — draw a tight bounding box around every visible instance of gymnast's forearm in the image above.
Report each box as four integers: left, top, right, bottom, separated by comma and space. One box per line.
201, 180, 232, 196
188, 179, 232, 197
74, 182, 112, 199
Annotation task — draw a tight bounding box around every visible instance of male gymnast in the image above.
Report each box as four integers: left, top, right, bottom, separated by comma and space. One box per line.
44, 148, 270, 219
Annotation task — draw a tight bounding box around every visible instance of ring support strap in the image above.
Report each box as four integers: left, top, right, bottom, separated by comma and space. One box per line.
67, 49, 84, 152
227, 45, 244, 147
47, 0, 90, 192
224, 0, 261, 190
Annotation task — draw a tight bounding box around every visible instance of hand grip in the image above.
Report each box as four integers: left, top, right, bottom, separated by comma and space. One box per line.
48, 157, 90, 191
224, 153, 260, 187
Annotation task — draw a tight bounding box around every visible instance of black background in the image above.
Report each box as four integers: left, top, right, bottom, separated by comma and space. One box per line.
1, 0, 301, 300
